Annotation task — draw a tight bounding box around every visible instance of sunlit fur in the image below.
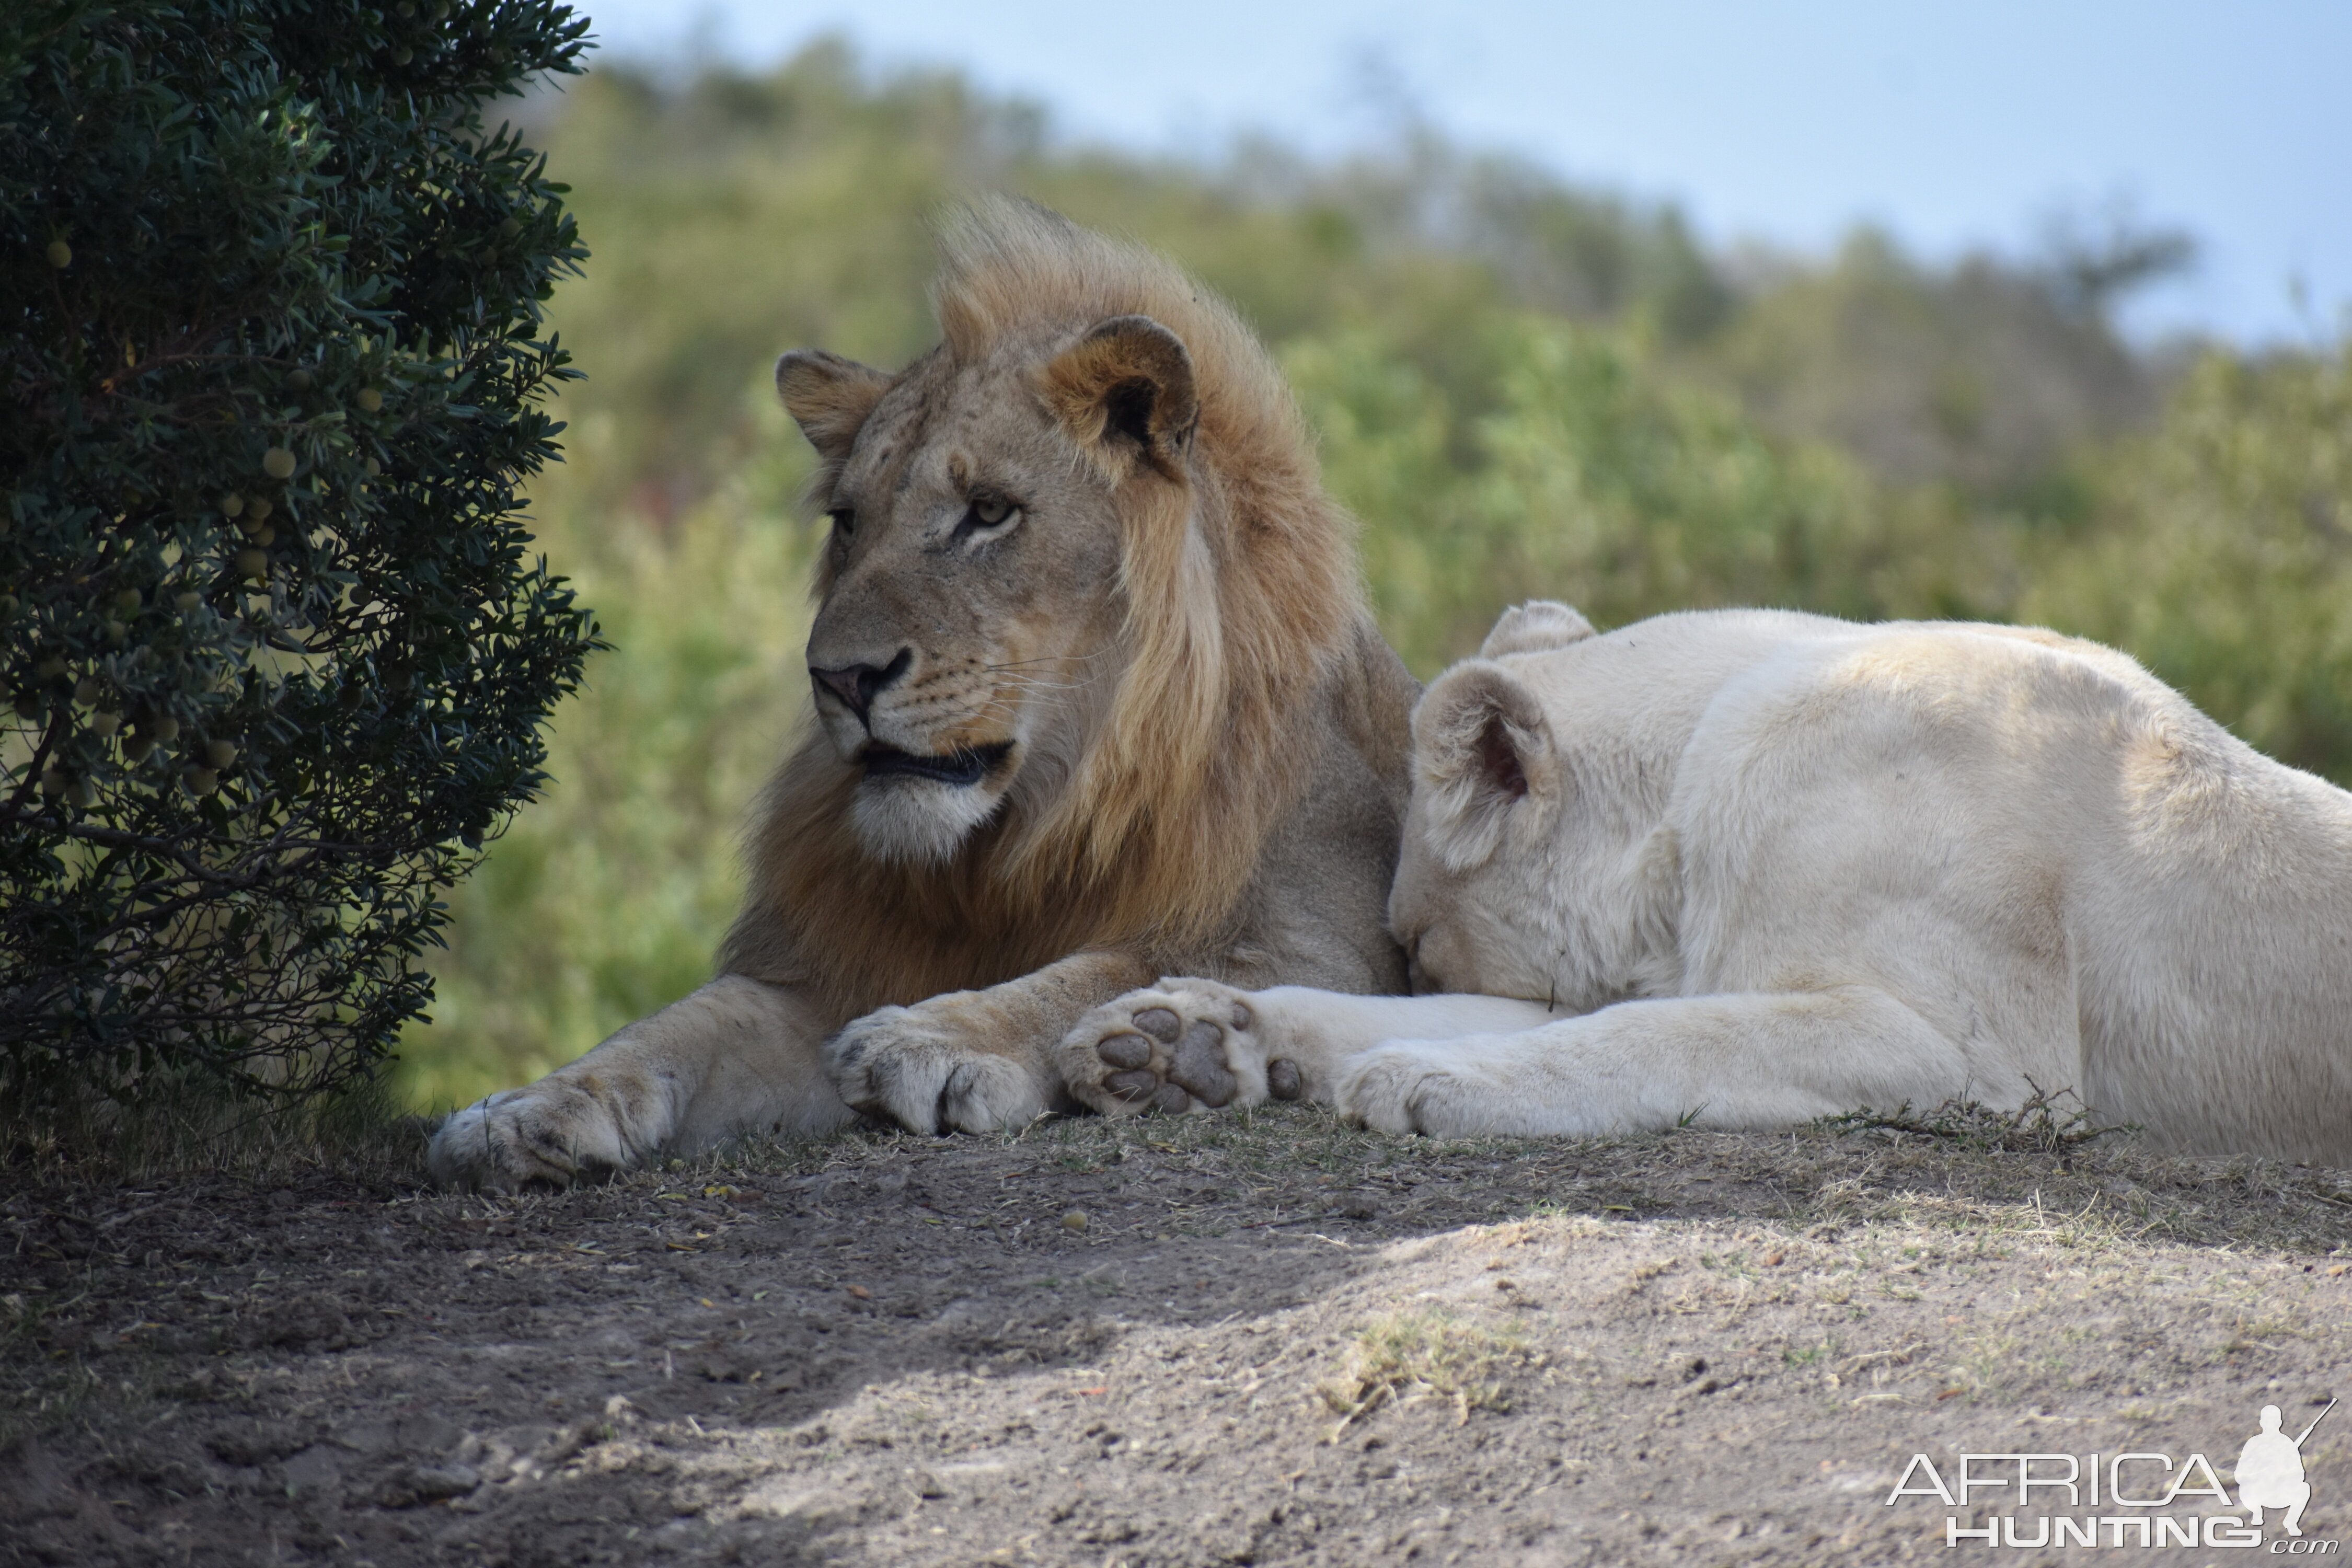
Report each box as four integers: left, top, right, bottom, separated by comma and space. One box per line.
1069, 603, 2352, 1163
424, 204, 1413, 1184
721, 199, 1365, 1027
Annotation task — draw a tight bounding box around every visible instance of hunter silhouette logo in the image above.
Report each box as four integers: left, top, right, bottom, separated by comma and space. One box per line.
2240, 1400, 2332, 1537
1885, 1396, 2338, 1549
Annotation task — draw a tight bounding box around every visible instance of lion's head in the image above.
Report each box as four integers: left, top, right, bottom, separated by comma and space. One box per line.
723, 200, 1370, 1019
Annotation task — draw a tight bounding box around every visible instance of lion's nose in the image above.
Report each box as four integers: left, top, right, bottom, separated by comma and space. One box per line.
811, 649, 912, 728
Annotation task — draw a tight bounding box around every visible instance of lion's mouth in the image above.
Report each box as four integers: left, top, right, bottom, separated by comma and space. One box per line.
860, 741, 1014, 789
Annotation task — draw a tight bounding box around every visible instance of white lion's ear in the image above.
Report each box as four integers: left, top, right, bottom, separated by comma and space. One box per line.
1480, 601, 1595, 659
777, 350, 893, 465
1037, 315, 1199, 479
1414, 663, 1555, 872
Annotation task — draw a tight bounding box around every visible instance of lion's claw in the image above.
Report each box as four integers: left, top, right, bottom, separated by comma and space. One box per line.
425, 1084, 636, 1192
1337, 1042, 1508, 1136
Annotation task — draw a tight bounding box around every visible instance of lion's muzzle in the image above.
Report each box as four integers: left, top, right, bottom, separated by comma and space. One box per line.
811, 648, 912, 730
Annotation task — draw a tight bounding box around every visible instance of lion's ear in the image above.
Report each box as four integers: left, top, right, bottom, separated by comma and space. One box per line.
1414, 664, 1555, 872
777, 350, 892, 465
1480, 601, 1595, 659
1038, 315, 1199, 477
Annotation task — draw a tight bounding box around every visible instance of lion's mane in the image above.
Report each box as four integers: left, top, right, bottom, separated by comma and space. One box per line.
720, 201, 1371, 1025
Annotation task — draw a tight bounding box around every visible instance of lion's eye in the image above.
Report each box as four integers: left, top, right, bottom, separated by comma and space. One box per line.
956, 495, 1020, 539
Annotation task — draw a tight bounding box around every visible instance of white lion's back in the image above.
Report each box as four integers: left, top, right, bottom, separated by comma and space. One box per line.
1606, 612, 2352, 1159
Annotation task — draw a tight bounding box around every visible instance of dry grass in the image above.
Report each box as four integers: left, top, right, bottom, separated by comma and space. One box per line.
0, 1073, 431, 1191
11, 1083, 2352, 1268
1826, 1083, 2124, 1155
1318, 1311, 1534, 1437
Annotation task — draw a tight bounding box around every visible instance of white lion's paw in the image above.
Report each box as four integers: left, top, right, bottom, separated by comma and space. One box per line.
1338, 1042, 1487, 1137
826, 1004, 1053, 1135
425, 1081, 639, 1191
1056, 979, 1299, 1117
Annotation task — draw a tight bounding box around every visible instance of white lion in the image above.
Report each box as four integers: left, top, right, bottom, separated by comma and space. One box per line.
1061, 603, 2352, 1163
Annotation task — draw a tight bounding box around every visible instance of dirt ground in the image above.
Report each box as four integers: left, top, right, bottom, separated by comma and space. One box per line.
6, 1103, 2352, 1567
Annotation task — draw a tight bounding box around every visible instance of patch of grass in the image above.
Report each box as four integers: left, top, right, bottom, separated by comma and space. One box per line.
1947, 1331, 2027, 1403
0, 1074, 430, 1189
1319, 1310, 1534, 1437
0, 1288, 65, 1370
1826, 1085, 2125, 1155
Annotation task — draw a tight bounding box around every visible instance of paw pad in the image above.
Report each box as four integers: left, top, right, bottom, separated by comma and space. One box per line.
1104, 1068, 1158, 1101
1132, 1008, 1182, 1043
1169, 1020, 1238, 1108
1098, 1034, 1152, 1070
1064, 984, 1287, 1119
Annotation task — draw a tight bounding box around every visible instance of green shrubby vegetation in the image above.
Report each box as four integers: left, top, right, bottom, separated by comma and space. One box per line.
398, 42, 2352, 1107
1294, 317, 2019, 668
1708, 228, 2164, 493
1, 0, 595, 1114
398, 391, 816, 1109
2016, 344, 2352, 779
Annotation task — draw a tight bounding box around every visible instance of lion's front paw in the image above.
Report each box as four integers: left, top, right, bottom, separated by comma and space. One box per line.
1057, 979, 1302, 1117
425, 1082, 638, 1191
1338, 1043, 1486, 1137
826, 1004, 1055, 1135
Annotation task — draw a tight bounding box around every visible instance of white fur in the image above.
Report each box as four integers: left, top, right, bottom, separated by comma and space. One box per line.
1067, 605, 2352, 1162
1477, 599, 1594, 659
848, 773, 1007, 865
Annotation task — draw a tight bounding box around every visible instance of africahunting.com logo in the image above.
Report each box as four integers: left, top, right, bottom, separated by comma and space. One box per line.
1887, 1399, 2336, 1551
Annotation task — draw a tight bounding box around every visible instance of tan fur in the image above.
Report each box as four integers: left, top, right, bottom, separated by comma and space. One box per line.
773, 349, 892, 472
727, 200, 1362, 1027
424, 201, 1415, 1185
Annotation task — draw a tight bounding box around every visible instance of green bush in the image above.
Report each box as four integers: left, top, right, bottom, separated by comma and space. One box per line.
2021, 344, 2352, 781
1296, 316, 2027, 674
399, 389, 816, 1111
0, 0, 597, 1112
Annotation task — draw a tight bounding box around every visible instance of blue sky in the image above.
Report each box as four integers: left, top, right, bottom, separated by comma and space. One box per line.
572, 1, 2349, 345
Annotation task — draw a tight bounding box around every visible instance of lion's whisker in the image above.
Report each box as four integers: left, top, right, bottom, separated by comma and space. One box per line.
982, 650, 1112, 674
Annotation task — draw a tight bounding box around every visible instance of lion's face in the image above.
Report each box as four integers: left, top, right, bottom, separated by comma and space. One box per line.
778, 317, 1202, 864
1388, 677, 1565, 1006
1389, 639, 1654, 1012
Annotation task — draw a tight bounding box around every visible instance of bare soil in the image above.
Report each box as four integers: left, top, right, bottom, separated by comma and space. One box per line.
6, 1105, 2351, 1566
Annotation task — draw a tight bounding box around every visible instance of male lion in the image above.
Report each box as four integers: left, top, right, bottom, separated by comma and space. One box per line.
1060, 603, 2352, 1163
426, 201, 1418, 1187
